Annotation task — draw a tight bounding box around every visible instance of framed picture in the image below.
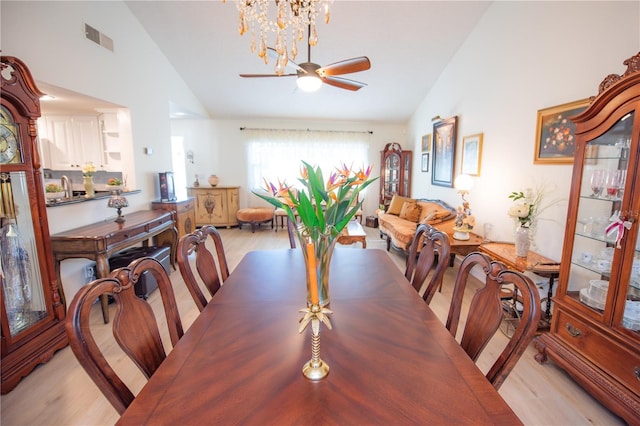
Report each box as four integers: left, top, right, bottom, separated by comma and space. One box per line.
461, 133, 483, 176
534, 98, 590, 164
421, 134, 432, 152
431, 116, 457, 187
421, 153, 429, 172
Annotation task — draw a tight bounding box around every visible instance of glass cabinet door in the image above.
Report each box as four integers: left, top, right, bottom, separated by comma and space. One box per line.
568, 111, 639, 332
383, 153, 400, 199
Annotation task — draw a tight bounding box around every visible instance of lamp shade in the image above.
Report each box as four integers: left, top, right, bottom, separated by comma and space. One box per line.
297, 75, 322, 92
454, 174, 473, 192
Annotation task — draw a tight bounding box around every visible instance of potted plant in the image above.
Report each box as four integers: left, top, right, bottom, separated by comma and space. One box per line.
106, 177, 123, 191
44, 183, 65, 200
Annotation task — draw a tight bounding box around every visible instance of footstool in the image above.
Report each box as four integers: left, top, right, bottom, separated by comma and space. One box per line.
236, 207, 274, 233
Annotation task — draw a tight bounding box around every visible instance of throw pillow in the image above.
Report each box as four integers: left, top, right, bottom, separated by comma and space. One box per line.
388, 195, 415, 215
399, 202, 421, 223
420, 209, 451, 225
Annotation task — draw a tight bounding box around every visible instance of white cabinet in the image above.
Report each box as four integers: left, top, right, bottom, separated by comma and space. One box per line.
38, 114, 105, 170
98, 112, 122, 171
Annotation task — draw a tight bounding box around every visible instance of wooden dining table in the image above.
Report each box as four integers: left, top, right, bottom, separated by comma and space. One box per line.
117, 248, 521, 425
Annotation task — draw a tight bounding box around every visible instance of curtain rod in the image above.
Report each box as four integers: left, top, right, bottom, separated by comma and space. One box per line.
239, 127, 373, 135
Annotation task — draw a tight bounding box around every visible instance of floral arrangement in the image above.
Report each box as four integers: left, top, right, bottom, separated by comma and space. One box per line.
82, 162, 96, 177
254, 161, 377, 237
45, 183, 64, 193
107, 177, 122, 186
508, 182, 561, 228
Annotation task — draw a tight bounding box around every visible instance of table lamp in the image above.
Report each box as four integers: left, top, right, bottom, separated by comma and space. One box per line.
453, 174, 475, 240
107, 190, 129, 223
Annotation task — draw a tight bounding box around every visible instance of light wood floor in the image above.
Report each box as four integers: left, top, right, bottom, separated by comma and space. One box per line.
1, 225, 624, 425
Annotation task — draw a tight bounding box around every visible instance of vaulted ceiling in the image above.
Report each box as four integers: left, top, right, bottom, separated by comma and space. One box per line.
124, 1, 491, 123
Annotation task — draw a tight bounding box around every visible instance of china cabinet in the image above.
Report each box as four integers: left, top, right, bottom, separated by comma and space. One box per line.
0, 56, 67, 393
535, 53, 640, 423
188, 186, 239, 228
379, 142, 412, 208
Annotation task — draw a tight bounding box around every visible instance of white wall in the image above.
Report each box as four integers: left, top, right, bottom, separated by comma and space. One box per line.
408, 1, 640, 261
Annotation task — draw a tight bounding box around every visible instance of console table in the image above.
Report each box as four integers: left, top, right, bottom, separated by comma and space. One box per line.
480, 242, 560, 329
51, 210, 178, 323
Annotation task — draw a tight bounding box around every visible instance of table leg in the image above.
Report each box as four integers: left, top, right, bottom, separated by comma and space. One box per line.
545, 276, 555, 321
95, 256, 111, 324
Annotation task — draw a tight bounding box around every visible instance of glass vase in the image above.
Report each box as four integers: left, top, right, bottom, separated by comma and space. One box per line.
83, 176, 95, 198
514, 225, 530, 257
296, 225, 338, 307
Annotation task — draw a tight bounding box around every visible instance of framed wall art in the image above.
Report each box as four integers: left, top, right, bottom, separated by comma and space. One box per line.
421, 134, 432, 152
461, 133, 483, 176
534, 98, 589, 164
431, 116, 457, 187
421, 153, 429, 172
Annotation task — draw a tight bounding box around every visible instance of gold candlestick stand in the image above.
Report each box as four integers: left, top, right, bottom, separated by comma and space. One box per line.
299, 304, 333, 380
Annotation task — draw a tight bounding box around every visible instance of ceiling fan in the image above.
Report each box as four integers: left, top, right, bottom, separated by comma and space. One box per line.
239, 30, 371, 92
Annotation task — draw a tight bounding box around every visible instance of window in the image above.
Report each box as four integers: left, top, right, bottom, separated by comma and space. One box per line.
247, 130, 370, 191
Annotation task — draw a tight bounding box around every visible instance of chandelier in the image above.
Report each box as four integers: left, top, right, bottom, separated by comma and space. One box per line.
226, 0, 333, 75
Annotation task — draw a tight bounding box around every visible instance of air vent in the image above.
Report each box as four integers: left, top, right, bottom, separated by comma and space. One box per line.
84, 23, 114, 52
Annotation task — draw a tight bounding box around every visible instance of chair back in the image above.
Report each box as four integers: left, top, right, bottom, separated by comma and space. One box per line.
65, 257, 184, 414
177, 225, 229, 311
404, 223, 451, 304
286, 216, 297, 249
445, 252, 541, 389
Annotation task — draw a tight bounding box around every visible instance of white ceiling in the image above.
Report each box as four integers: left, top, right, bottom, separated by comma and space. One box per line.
125, 1, 491, 123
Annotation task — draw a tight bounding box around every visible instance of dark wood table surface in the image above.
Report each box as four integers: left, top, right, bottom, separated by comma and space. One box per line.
117, 249, 521, 425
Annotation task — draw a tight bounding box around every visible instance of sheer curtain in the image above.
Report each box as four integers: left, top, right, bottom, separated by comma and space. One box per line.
247, 129, 370, 191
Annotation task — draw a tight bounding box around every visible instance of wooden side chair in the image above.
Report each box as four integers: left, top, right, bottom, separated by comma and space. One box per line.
445, 252, 541, 389
177, 225, 229, 312
404, 223, 451, 304
65, 257, 184, 415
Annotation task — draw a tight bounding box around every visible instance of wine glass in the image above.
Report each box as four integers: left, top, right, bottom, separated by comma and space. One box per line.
606, 169, 622, 199
617, 169, 627, 200
590, 169, 605, 198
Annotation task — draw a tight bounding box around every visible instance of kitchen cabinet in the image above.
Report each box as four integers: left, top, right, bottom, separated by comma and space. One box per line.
379, 142, 412, 209
188, 186, 239, 228
38, 114, 105, 170
534, 52, 640, 423
99, 111, 122, 172
151, 197, 196, 238
0, 56, 67, 393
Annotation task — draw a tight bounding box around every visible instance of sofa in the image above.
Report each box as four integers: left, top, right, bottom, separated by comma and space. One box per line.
377, 196, 457, 254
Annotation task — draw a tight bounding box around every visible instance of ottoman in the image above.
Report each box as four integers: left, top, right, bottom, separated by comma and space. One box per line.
236, 207, 274, 233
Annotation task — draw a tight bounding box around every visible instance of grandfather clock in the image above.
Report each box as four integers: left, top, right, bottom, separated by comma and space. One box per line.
1, 56, 67, 393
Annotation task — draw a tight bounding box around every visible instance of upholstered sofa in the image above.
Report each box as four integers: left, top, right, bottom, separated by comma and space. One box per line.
377, 196, 457, 254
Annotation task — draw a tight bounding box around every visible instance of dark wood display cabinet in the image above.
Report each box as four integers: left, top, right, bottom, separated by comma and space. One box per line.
534, 52, 640, 423
151, 197, 195, 238
0, 56, 67, 393
379, 142, 411, 209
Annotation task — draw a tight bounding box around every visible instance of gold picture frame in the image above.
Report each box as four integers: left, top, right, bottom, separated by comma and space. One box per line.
421, 134, 432, 152
461, 133, 483, 176
534, 98, 590, 164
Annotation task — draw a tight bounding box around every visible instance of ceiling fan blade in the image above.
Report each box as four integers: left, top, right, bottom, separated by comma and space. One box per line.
318, 56, 371, 77
267, 47, 303, 72
321, 76, 367, 91
239, 73, 297, 78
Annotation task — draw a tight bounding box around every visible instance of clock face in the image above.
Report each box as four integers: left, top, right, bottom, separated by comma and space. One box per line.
0, 106, 21, 165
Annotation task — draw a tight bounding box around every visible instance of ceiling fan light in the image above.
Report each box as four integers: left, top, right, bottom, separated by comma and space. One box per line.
297, 75, 322, 92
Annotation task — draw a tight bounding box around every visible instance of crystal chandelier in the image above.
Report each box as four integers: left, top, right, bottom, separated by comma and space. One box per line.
226, 0, 333, 75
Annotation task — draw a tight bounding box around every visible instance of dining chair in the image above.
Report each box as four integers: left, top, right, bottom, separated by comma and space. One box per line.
445, 251, 541, 389
286, 216, 297, 249
65, 257, 184, 415
177, 225, 229, 312
404, 223, 451, 304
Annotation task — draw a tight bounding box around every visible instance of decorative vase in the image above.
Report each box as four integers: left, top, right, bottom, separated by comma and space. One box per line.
193, 174, 200, 187
208, 174, 219, 187
296, 225, 338, 307
83, 176, 95, 198
514, 225, 530, 257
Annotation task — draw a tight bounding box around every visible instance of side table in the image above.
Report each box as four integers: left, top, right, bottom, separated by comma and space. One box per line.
479, 242, 560, 330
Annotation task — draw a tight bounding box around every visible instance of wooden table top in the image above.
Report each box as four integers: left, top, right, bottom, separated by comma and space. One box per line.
480, 242, 560, 276
118, 249, 520, 425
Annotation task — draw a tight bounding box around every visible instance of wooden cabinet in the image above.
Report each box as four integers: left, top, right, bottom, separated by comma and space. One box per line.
0, 56, 67, 393
37, 114, 105, 170
379, 142, 412, 209
151, 197, 196, 238
188, 186, 239, 228
535, 53, 640, 423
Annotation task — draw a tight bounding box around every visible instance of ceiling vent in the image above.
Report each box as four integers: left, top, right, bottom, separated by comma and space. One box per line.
84, 23, 114, 52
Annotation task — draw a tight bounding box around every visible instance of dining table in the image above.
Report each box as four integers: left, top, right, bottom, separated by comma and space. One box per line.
117, 248, 521, 425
